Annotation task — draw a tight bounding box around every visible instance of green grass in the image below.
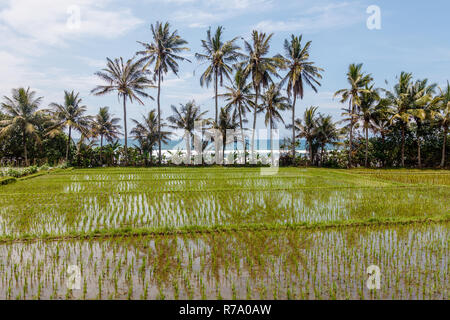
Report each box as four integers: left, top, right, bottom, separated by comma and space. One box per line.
0, 167, 448, 300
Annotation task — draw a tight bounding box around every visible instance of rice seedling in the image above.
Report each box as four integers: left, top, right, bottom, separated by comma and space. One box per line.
0, 167, 447, 299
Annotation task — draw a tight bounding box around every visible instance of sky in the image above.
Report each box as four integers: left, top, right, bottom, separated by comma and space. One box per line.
0, 0, 449, 139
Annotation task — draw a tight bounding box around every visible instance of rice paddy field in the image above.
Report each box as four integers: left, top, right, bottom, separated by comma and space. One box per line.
0, 167, 448, 300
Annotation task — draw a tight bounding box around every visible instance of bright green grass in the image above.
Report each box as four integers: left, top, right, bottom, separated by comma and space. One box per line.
0, 167, 448, 239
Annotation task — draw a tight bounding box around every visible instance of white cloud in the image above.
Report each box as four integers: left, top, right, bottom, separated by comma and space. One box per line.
0, 0, 143, 46
170, 0, 273, 28
254, 1, 364, 33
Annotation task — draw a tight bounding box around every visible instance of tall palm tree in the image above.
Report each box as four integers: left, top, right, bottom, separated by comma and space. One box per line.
334, 63, 372, 167
436, 81, 450, 167
0, 87, 43, 166
281, 34, 323, 160
137, 21, 190, 165
219, 67, 254, 164
241, 30, 285, 162
195, 26, 242, 123
91, 57, 154, 165
92, 107, 121, 165
167, 101, 208, 165
408, 79, 440, 168
131, 109, 171, 165
386, 72, 414, 167
291, 106, 319, 164
261, 84, 290, 164
213, 105, 241, 162
315, 114, 339, 164
357, 85, 382, 167
47, 91, 92, 162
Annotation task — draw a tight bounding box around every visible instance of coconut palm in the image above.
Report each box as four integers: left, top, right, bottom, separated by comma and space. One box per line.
47, 91, 92, 162
240, 30, 285, 162
292, 106, 319, 164
386, 72, 416, 167
436, 81, 450, 167
356, 85, 383, 167
92, 107, 121, 165
281, 34, 324, 160
167, 101, 208, 165
137, 21, 190, 165
261, 84, 290, 162
334, 63, 373, 167
408, 79, 440, 167
91, 57, 154, 165
0, 87, 43, 166
315, 114, 339, 164
195, 26, 242, 123
131, 109, 171, 165
219, 67, 254, 164
212, 105, 241, 163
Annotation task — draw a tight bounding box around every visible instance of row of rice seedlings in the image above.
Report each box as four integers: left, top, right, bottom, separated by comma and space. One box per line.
0, 183, 448, 237
0, 223, 447, 300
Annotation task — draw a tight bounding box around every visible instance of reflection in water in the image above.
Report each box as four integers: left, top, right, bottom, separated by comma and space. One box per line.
0, 223, 447, 300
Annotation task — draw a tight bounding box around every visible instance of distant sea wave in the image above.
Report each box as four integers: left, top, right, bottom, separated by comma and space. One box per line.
99, 139, 335, 151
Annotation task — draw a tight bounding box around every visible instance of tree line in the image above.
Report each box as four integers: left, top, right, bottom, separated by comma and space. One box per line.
0, 22, 448, 168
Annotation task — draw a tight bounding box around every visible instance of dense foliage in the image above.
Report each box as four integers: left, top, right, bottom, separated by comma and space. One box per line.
0, 23, 448, 168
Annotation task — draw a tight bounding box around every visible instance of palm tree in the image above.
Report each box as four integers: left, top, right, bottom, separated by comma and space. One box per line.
334, 63, 373, 167
408, 79, 440, 168
356, 85, 382, 167
213, 105, 241, 163
47, 91, 92, 162
137, 21, 190, 165
195, 26, 242, 123
91, 57, 154, 165
281, 34, 323, 160
167, 101, 208, 165
436, 81, 450, 167
131, 109, 171, 165
241, 30, 285, 162
291, 106, 319, 164
219, 67, 254, 164
386, 72, 414, 167
316, 114, 339, 164
261, 84, 290, 163
0, 87, 43, 166
92, 107, 121, 165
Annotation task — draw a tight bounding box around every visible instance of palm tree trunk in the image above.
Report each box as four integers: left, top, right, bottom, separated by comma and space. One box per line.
348, 99, 354, 168
123, 96, 128, 166
66, 126, 72, 162
238, 102, 246, 165
401, 123, 405, 167
441, 125, 447, 168
365, 126, 369, 167
292, 94, 297, 162
100, 134, 103, 166
23, 129, 28, 166
251, 87, 259, 164
270, 117, 274, 166
321, 143, 325, 166
157, 69, 162, 165
417, 137, 422, 168
308, 138, 313, 165
214, 71, 218, 124
150, 147, 153, 165
186, 132, 191, 165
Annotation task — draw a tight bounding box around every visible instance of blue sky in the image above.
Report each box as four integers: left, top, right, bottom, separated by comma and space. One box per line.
0, 0, 449, 138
